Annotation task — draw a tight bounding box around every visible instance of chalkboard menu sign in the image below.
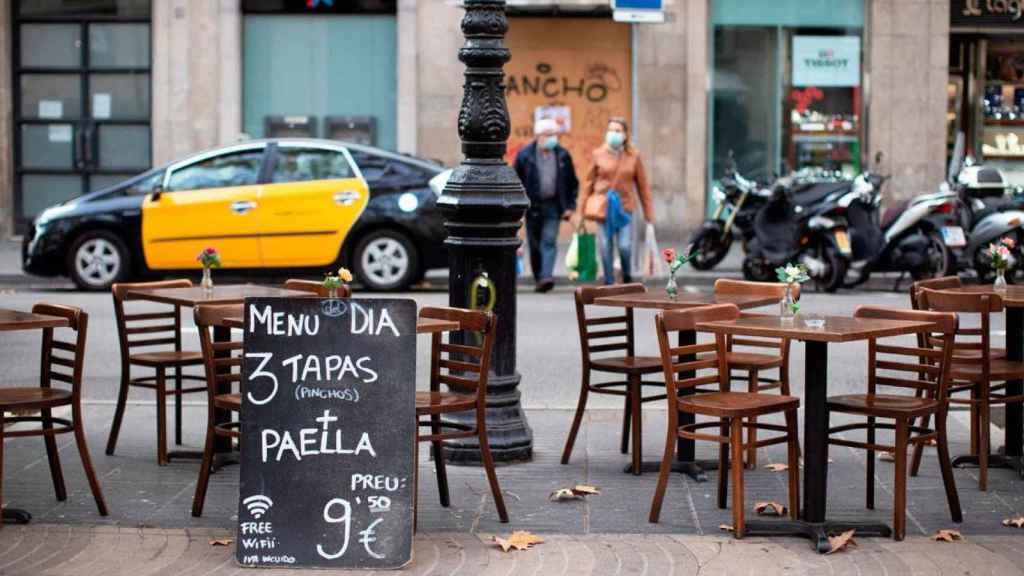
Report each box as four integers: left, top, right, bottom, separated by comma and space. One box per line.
237, 297, 416, 569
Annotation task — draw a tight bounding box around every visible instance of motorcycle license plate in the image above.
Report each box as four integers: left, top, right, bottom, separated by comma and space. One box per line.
941, 226, 966, 247
834, 230, 852, 255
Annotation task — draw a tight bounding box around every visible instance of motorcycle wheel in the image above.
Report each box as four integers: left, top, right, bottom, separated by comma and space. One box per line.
688, 226, 732, 271
812, 243, 847, 293
742, 257, 774, 282
911, 230, 954, 281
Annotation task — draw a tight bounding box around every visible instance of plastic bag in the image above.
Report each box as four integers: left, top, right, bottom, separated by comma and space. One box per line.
577, 230, 598, 282
643, 223, 665, 278
565, 232, 579, 278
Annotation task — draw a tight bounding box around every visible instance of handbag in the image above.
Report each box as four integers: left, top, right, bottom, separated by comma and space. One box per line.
583, 154, 625, 223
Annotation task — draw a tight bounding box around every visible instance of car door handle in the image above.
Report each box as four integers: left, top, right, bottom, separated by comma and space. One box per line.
333, 190, 361, 206
231, 200, 257, 215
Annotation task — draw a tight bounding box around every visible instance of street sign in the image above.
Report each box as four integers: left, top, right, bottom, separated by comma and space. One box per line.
612, 0, 665, 23
237, 297, 417, 570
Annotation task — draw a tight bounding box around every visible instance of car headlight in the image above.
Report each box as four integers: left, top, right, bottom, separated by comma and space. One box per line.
429, 169, 452, 197
398, 192, 419, 213
35, 203, 75, 226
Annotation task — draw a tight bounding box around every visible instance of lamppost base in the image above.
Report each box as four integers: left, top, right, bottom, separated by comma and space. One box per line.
441, 372, 533, 465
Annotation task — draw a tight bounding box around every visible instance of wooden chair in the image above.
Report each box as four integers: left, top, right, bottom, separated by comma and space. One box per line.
284, 279, 351, 298
909, 276, 1006, 361
107, 279, 206, 465
562, 284, 665, 474
0, 304, 107, 522
416, 306, 508, 523
918, 289, 1024, 491
649, 304, 800, 538
713, 279, 798, 469
191, 303, 244, 517
826, 306, 962, 540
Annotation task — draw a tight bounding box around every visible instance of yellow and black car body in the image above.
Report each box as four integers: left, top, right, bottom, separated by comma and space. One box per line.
22, 139, 449, 291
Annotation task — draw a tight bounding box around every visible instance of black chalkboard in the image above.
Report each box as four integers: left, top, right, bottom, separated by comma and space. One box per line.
236, 297, 416, 569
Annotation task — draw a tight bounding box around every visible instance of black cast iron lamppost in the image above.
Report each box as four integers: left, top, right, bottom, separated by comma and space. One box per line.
437, 0, 533, 463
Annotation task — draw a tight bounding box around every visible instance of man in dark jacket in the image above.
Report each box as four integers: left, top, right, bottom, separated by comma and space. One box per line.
514, 117, 579, 292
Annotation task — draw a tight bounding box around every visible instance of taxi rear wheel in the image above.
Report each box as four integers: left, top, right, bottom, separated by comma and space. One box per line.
68, 230, 130, 291
353, 229, 420, 291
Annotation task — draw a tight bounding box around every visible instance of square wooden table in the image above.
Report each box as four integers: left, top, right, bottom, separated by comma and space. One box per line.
1, 308, 72, 526
933, 285, 1024, 478
592, 290, 782, 480
125, 285, 309, 454
698, 314, 936, 552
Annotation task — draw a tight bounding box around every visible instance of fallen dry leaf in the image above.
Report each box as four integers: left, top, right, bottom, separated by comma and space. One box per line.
764, 463, 788, 472
494, 531, 544, 553
879, 452, 895, 462
826, 529, 857, 554
1003, 516, 1024, 528
549, 488, 580, 501
572, 484, 601, 496
754, 501, 787, 517
718, 524, 734, 532
209, 538, 233, 546
932, 529, 963, 542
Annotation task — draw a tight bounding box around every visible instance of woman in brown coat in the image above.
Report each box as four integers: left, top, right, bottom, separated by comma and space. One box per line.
578, 117, 654, 285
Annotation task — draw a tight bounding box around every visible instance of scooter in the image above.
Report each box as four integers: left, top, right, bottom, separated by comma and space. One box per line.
742, 179, 851, 293
688, 168, 772, 271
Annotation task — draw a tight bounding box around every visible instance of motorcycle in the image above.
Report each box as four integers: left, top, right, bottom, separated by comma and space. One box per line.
688, 168, 772, 270
742, 178, 851, 293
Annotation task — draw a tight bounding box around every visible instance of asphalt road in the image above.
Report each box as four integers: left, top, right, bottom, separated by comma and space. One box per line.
1, 279, 1000, 410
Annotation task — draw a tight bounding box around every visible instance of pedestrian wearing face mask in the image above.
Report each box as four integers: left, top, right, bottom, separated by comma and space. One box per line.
514, 117, 579, 292
578, 117, 654, 285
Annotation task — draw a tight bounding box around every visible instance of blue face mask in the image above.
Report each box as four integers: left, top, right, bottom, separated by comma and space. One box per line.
606, 131, 625, 149
542, 136, 558, 150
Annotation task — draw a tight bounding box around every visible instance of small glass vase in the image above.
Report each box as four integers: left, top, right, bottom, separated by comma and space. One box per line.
327, 287, 338, 299
995, 268, 1008, 288
665, 271, 678, 299
200, 267, 214, 294
780, 283, 797, 323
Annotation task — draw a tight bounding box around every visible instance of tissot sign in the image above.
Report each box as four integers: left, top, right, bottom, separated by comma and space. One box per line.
792, 36, 861, 88
951, 0, 1023, 25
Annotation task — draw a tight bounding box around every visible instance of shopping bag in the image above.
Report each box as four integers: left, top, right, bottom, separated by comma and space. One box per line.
564, 232, 579, 278
576, 229, 598, 282
643, 223, 665, 278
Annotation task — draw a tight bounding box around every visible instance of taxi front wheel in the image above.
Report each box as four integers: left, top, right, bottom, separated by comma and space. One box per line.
352, 229, 420, 291
68, 230, 130, 291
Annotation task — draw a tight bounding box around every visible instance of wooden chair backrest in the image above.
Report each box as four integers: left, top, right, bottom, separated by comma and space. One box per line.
655, 304, 737, 403
574, 283, 644, 362
908, 276, 961, 310
194, 304, 244, 400
918, 288, 1002, 381
111, 279, 192, 365
713, 279, 791, 355
284, 279, 351, 298
422, 306, 495, 406
33, 303, 87, 399
854, 306, 957, 402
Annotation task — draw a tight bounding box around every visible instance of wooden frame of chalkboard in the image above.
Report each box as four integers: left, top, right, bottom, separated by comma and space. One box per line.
236, 297, 417, 569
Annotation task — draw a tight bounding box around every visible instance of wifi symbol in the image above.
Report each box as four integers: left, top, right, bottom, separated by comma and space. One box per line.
243, 495, 274, 519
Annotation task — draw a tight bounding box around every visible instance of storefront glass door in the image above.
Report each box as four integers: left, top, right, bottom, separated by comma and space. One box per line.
14, 2, 151, 227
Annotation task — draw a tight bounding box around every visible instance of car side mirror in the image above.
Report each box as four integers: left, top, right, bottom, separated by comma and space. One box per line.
150, 184, 164, 202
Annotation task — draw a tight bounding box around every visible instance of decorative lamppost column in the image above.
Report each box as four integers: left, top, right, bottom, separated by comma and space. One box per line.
437, 0, 532, 464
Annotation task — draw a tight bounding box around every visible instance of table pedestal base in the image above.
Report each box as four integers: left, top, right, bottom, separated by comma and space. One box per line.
744, 519, 892, 553
2, 508, 31, 525
623, 459, 719, 481
952, 454, 1024, 478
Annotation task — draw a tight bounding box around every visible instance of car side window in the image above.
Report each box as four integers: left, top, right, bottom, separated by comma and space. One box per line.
348, 151, 389, 185
166, 149, 264, 192
271, 147, 354, 183
127, 171, 164, 196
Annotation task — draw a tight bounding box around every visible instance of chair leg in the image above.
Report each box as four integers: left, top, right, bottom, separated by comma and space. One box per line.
910, 413, 931, 477
105, 368, 131, 455
649, 415, 678, 523
893, 419, 909, 541
935, 410, 962, 523
969, 389, 980, 456
156, 368, 168, 466
0, 413, 5, 529
866, 416, 875, 510
779, 367, 801, 460
746, 370, 758, 470
630, 374, 642, 475
730, 418, 745, 538
784, 409, 799, 519
174, 366, 183, 446
717, 418, 728, 510
430, 415, 449, 508
72, 403, 108, 516
979, 396, 990, 492
478, 426, 509, 523
41, 407, 67, 501
561, 370, 590, 465
621, 392, 631, 455
191, 423, 216, 517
